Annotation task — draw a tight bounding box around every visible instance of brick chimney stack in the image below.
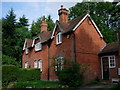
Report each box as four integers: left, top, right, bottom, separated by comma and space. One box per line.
58, 5, 69, 23
40, 20, 48, 32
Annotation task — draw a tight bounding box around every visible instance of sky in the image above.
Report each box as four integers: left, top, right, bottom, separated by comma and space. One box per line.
1, 0, 114, 28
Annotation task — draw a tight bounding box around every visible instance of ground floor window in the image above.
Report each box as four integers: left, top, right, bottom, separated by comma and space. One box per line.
109, 56, 116, 68
55, 57, 64, 71
38, 60, 42, 72
34, 60, 38, 68
102, 56, 116, 68
25, 61, 29, 68
34, 60, 43, 72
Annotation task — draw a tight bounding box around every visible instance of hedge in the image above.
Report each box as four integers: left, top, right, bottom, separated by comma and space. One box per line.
2, 65, 19, 86
2, 65, 41, 87
17, 68, 40, 82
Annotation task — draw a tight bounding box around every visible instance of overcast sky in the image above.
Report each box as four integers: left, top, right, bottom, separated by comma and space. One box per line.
1, 0, 114, 27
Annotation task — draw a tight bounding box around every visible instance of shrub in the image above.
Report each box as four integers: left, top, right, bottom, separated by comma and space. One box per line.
17, 68, 40, 82
2, 65, 19, 86
2, 54, 21, 68
58, 62, 84, 87
2, 65, 41, 87
110, 83, 120, 90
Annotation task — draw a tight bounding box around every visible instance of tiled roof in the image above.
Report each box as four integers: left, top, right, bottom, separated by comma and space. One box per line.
58, 14, 86, 34
98, 42, 119, 55
38, 31, 52, 43
26, 39, 33, 48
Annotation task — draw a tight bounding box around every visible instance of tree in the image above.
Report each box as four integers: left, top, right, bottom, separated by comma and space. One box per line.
17, 15, 29, 28
69, 2, 117, 43
2, 8, 17, 57
30, 15, 55, 37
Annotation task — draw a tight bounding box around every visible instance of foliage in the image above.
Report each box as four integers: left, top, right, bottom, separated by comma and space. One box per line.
58, 62, 84, 87
16, 15, 29, 28
2, 54, 20, 67
110, 83, 120, 90
2, 8, 31, 67
13, 81, 59, 88
2, 65, 41, 87
86, 80, 100, 86
69, 2, 118, 43
17, 68, 40, 82
30, 15, 55, 37
2, 65, 19, 86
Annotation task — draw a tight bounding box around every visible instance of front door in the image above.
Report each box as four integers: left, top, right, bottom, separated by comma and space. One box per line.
102, 57, 109, 80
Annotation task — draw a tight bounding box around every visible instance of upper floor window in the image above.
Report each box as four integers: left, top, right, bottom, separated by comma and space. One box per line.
35, 42, 42, 51
38, 60, 42, 72
55, 57, 64, 71
109, 56, 115, 68
56, 32, 62, 45
34, 60, 38, 68
26, 48, 28, 54
25, 61, 29, 68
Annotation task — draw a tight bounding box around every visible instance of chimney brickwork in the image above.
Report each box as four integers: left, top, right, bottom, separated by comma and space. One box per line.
58, 5, 69, 23
40, 20, 48, 32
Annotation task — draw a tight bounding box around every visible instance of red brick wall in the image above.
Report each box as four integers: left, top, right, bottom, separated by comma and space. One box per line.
22, 39, 49, 80
74, 17, 106, 82
49, 27, 75, 81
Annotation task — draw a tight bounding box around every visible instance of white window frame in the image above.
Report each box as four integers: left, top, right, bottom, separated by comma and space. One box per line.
55, 57, 64, 71
26, 48, 28, 54
38, 60, 42, 72
35, 42, 42, 51
56, 32, 62, 45
109, 56, 116, 68
34, 60, 38, 68
25, 61, 29, 68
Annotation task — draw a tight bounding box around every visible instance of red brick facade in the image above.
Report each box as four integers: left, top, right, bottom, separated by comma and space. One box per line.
22, 6, 120, 82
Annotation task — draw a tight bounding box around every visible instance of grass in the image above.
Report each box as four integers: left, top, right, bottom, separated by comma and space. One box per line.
12, 80, 59, 88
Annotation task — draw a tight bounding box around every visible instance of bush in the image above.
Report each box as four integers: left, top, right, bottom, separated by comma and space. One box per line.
17, 68, 40, 82
2, 65, 19, 86
2, 54, 21, 68
110, 83, 120, 90
58, 62, 84, 87
2, 65, 41, 87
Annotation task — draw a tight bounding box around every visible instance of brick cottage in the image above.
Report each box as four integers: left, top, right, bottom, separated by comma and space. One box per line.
22, 5, 120, 82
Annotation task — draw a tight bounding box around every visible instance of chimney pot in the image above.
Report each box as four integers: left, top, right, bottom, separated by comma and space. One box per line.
58, 5, 69, 23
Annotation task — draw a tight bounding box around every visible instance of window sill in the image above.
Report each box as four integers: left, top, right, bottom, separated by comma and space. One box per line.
56, 42, 62, 46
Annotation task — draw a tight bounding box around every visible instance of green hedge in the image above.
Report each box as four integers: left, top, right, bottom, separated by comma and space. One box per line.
17, 68, 40, 82
2, 65, 19, 86
2, 65, 41, 87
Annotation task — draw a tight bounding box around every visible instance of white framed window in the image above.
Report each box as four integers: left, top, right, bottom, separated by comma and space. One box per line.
55, 57, 64, 71
34, 60, 38, 68
38, 60, 42, 72
26, 48, 28, 54
109, 56, 116, 68
35, 42, 42, 51
25, 61, 29, 68
56, 32, 62, 45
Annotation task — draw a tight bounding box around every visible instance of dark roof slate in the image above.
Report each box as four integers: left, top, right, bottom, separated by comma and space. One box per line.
26, 39, 33, 48
98, 42, 119, 55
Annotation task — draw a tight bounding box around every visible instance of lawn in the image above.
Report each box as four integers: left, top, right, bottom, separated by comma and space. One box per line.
12, 80, 59, 88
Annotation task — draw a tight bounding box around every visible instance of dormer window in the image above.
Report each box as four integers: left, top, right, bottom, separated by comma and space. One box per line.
26, 48, 28, 54
56, 32, 62, 45
35, 42, 42, 51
